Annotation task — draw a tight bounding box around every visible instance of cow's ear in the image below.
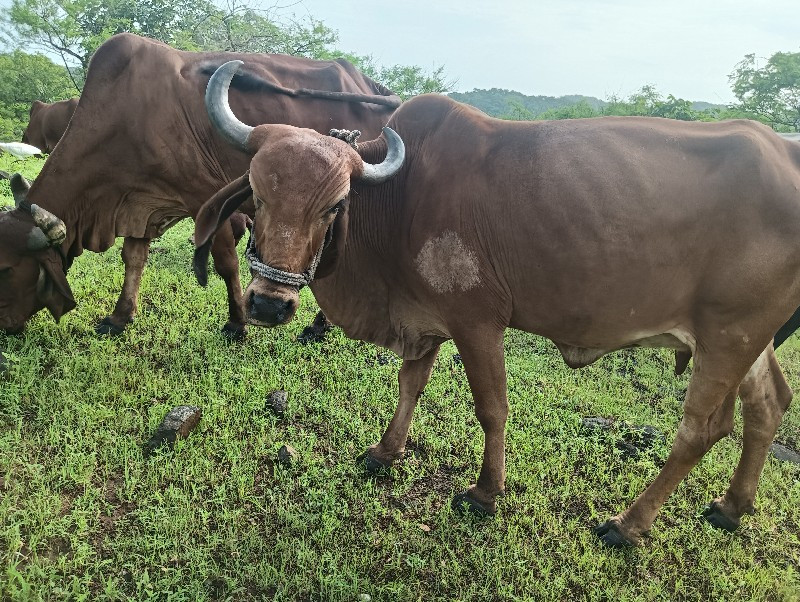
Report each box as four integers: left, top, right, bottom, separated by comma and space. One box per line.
314, 198, 349, 280
193, 171, 253, 286
36, 250, 75, 321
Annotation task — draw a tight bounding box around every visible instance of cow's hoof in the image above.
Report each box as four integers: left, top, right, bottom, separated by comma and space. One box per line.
297, 324, 330, 344
221, 322, 247, 342
357, 450, 392, 475
701, 502, 740, 532
95, 317, 126, 336
451, 491, 496, 517
593, 520, 636, 548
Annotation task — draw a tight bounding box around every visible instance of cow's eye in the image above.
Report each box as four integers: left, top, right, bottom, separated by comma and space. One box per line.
326, 200, 344, 216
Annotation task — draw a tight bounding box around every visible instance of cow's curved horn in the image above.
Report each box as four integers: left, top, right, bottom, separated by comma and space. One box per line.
359, 127, 405, 185
10, 173, 31, 207
206, 60, 254, 152
30, 204, 66, 246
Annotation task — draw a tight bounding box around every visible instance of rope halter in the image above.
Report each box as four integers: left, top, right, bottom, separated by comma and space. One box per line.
245, 212, 337, 290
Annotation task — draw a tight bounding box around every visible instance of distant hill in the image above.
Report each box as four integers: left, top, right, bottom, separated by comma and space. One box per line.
447, 88, 605, 117
448, 88, 726, 118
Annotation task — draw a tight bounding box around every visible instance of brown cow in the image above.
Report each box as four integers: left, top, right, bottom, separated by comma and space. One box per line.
0, 33, 398, 338
196, 61, 800, 547
21, 98, 79, 154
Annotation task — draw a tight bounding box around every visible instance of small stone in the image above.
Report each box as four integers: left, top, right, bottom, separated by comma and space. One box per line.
451, 353, 462, 366
143, 405, 202, 456
418, 523, 431, 533
617, 424, 665, 458
277, 444, 298, 467
770, 442, 800, 465
267, 390, 288, 416
376, 352, 397, 366
358, 595, 371, 602
582, 416, 614, 432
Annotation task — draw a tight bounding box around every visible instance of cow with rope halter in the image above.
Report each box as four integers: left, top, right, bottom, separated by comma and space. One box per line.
196, 60, 800, 547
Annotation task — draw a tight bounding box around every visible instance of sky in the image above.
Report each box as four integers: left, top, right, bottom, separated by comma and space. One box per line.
291, 0, 800, 104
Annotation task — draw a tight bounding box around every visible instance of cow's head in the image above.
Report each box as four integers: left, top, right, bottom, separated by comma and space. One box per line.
194, 60, 404, 327
0, 174, 75, 333
21, 100, 46, 150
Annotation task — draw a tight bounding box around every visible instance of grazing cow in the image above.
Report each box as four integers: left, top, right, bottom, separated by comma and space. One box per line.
0, 33, 399, 338
21, 98, 79, 154
196, 61, 800, 547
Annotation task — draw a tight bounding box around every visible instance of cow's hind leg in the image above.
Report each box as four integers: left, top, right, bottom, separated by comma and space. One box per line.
450, 327, 508, 516
210, 221, 247, 341
96, 237, 150, 336
361, 346, 440, 472
595, 347, 751, 547
702, 345, 792, 531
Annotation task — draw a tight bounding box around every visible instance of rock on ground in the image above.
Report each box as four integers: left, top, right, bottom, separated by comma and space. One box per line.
143, 405, 202, 456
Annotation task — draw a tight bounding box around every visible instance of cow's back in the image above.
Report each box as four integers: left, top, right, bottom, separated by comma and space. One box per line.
337, 94, 800, 355
28, 33, 398, 255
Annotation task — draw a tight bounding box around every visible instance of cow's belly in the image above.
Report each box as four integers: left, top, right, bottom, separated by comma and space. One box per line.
553, 330, 694, 369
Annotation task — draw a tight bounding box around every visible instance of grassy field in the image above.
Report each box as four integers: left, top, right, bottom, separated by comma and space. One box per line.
1, 155, 799, 601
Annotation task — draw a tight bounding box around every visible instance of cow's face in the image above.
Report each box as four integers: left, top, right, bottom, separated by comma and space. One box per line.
197, 60, 405, 328
0, 176, 75, 334
243, 129, 359, 326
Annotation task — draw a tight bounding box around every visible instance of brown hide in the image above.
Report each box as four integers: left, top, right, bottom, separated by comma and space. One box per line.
310, 97, 800, 361
0, 32, 398, 333
207, 92, 800, 543
21, 98, 79, 153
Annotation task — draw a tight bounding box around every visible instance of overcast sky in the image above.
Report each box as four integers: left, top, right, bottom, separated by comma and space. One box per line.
293, 0, 799, 104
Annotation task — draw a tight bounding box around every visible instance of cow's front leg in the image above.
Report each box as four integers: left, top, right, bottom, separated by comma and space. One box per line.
362, 346, 440, 472
210, 221, 247, 340
96, 237, 150, 336
451, 328, 508, 516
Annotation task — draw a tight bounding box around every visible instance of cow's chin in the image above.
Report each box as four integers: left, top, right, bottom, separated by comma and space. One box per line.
244, 281, 299, 328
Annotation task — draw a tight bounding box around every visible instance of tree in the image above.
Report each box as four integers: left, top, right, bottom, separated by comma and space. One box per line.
2, 0, 453, 99
3, 0, 221, 89
729, 51, 800, 132
0, 50, 74, 138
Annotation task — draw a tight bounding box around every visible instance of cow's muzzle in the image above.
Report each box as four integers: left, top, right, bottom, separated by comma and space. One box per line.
247, 292, 297, 326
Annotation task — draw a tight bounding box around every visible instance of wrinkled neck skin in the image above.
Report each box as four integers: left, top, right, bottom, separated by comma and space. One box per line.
310, 135, 450, 360
26, 102, 247, 266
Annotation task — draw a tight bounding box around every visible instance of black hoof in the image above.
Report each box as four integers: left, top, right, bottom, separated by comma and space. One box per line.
701, 502, 740, 532
297, 325, 330, 344
593, 521, 635, 548
357, 451, 392, 475
221, 323, 247, 342
95, 317, 126, 336
451, 492, 494, 517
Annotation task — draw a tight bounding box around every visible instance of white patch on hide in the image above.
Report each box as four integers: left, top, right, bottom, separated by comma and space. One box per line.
270, 173, 279, 192
415, 231, 480, 294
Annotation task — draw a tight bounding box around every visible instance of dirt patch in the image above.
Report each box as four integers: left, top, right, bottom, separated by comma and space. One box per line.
98, 476, 136, 534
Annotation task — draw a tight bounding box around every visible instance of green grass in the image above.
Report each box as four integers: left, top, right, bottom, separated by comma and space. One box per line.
1, 155, 799, 601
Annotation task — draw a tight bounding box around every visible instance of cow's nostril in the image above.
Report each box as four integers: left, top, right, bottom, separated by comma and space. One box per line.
249, 293, 294, 325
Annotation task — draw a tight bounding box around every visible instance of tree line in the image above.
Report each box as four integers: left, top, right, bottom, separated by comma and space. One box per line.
0, 0, 798, 140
